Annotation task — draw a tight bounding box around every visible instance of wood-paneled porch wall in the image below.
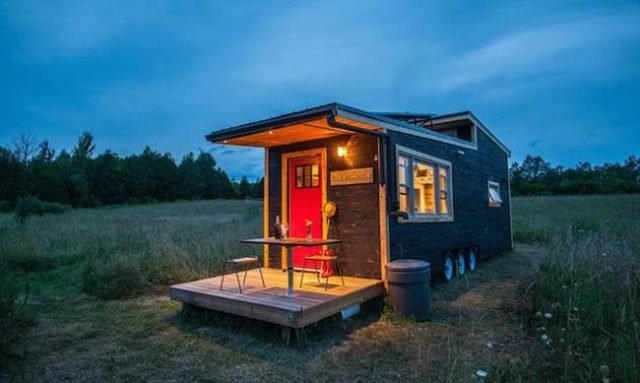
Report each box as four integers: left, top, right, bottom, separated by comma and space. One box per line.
267, 134, 382, 279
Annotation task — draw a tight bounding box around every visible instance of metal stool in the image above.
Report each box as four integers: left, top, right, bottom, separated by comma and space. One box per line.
299, 252, 345, 291
220, 256, 265, 293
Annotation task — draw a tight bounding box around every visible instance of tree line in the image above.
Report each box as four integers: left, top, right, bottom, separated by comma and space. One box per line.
0, 132, 263, 211
510, 155, 640, 196
2, 132, 638, 212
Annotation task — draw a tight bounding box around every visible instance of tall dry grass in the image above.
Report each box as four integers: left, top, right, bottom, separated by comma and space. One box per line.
514, 195, 640, 382
2, 195, 638, 381
0, 200, 262, 299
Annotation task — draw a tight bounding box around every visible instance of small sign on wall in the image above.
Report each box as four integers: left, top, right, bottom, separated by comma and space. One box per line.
330, 167, 374, 186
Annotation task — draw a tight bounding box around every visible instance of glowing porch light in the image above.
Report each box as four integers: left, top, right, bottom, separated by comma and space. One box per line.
337, 146, 347, 158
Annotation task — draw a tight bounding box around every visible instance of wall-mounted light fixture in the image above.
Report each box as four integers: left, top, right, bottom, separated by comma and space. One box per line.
456, 150, 465, 158
337, 146, 347, 158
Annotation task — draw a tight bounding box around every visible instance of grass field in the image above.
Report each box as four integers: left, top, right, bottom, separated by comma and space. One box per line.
513, 195, 640, 382
1, 195, 638, 382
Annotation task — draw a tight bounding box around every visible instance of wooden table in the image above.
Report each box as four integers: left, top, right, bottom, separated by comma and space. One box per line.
241, 237, 342, 297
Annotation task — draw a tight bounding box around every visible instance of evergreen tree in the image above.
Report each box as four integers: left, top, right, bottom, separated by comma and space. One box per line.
177, 152, 200, 199
0, 146, 27, 204
218, 169, 238, 199
72, 132, 95, 160
30, 140, 65, 202
90, 150, 127, 204
35, 140, 56, 162
239, 176, 251, 199
121, 147, 177, 203
251, 177, 264, 198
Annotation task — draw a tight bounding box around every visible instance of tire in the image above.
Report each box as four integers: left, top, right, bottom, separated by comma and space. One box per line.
456, 249, 466, 277
467, 247, 478, 272
443, 252, 455, 281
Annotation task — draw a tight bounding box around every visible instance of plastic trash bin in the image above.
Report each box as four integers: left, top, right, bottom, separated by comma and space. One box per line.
386, 259, 431, 320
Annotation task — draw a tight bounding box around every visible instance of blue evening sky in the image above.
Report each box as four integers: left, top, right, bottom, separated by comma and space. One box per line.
2, 1, 639, 180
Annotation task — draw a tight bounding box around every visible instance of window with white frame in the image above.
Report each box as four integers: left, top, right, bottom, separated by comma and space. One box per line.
488, 181, 502, 207
397, 147, 453, 222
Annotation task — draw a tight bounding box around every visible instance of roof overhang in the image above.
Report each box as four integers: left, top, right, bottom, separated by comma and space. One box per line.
205, 104, 386, 148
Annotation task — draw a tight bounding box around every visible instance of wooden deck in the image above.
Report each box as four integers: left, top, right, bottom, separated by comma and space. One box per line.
170, 268, 384, 328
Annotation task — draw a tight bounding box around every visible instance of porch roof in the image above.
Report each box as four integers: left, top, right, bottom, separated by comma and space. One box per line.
205, 103, 387, 148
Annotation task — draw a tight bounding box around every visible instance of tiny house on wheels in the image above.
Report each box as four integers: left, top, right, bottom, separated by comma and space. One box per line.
206, 103, 512, 282
170, 102, 512, 330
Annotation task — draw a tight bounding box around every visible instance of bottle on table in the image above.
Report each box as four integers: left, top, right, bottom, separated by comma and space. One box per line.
274, 215, 282, 239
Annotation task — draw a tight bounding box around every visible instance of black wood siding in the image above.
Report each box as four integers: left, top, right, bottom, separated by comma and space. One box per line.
265, 126, 511, 280
387, 128, 512, 274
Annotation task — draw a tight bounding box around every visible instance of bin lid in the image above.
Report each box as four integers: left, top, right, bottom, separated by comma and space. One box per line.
386, 259, 430, 272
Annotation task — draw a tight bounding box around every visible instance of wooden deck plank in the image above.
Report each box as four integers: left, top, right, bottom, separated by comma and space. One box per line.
170, 268, 384, 328
173, 284, 305, 311
170, 289, 300, 327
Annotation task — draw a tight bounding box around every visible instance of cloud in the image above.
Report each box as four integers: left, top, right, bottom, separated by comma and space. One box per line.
5, 0, 150, 60
436, 11, 640, 92
215, 147, 263, 180
233, 1, 417, 93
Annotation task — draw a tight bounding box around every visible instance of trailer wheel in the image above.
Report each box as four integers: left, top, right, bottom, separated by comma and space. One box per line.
456, 250, 466, 277
467, 247, 478, 272
443, 252, 455, 281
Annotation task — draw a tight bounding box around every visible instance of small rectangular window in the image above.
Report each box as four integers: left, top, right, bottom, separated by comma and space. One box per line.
488, 181, 502, 207
296, 164, 319, 188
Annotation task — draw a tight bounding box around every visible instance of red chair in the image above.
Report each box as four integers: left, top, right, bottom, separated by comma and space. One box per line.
299, 249, 345, 290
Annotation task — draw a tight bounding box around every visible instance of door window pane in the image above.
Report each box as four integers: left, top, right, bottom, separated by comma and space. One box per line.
296, 166, 304, 188
311, 164, 319, 187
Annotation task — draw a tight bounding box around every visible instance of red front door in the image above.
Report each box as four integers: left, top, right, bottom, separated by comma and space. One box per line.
288, 155, 323, 268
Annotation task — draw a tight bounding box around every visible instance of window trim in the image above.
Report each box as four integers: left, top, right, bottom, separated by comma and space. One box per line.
488, 180, 502, 207
395, 145, 454, 223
